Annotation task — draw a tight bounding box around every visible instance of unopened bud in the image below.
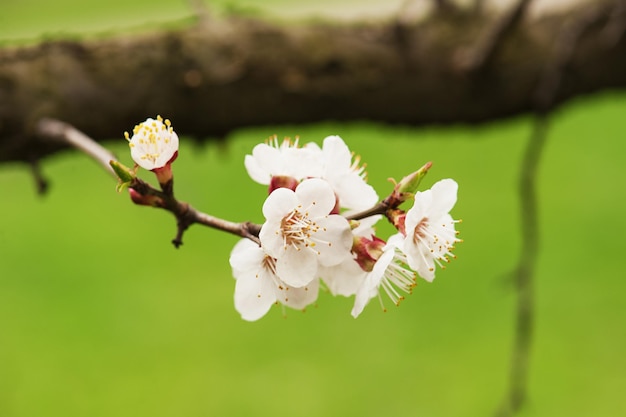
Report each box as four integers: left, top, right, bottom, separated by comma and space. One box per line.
129, 188, 164, 207
110, 160, 136, 192
269, 175, 299, 194
352, 235, 387, 272
395, 161, 432, 201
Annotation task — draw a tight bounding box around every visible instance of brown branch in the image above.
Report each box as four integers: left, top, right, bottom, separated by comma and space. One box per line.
35, 117, 262, 247
1, 0, 625, 165
457, 0, 533, 72
535, 2, 617, 113
35, 116, 418, 248
36, 118, 116, 177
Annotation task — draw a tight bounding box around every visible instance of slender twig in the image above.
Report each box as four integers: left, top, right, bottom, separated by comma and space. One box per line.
35, 117, 409, 248
346, 202, 389, 221
496, 116, 547, 417
36, 117, 262, 247
37, 118, 117, 177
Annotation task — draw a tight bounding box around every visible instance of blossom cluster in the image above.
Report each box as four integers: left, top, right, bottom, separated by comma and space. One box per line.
122, 117, 461, 321
231, 135, 462, 321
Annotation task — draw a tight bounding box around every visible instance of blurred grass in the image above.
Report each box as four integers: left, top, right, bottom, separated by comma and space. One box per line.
1, 2, 626, 417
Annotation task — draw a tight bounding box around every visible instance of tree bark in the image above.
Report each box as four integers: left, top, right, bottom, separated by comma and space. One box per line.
0, 0, 624, 164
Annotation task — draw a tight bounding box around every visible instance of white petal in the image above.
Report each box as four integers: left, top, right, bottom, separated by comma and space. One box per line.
294, 178, 336, 217
275, 246, 318, 288
244, 154, 271, 185
285, 147, 324, 180
405, 188, 432, 233
251, 143, 281, 173
129, 117, 179, 170
229, 239, 264, 274
332, 176, 379, 211
429, 179, 458, 216
234, 266, 278, 321
262, 187, 298, 220
258, 220, 285, 259
314, 215, 353, 266
322, 135, 352, 169
351, 270, 382, 318
277, 278, 320, 310
319, 260, 366, 297
403, 238, 436, 282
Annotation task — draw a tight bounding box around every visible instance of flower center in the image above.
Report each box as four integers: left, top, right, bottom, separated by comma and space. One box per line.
412, 217, 430, 245
261, 255, 277, 275
280, 207, 324, 253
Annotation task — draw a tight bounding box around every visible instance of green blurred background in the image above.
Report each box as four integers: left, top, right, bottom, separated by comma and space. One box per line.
1, 1, 625, 416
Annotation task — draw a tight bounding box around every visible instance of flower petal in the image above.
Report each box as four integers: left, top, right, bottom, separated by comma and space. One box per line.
275, 246, 318, 288
244, 153, 271, 185
234, 266, 278, 321
277, 278, 320, 310
319, 260, 366, 297
314, 215, 353, 266
294, 178, 336, 217
429, 179, 458, 216
229, 239, 264, 274
262, 187, 298, 220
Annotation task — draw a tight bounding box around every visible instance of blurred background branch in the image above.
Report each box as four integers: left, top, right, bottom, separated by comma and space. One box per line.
1, 0, 625, 165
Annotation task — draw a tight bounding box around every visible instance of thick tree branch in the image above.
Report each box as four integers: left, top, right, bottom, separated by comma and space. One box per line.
457, 0, 532, 71
1, 0, 624, 166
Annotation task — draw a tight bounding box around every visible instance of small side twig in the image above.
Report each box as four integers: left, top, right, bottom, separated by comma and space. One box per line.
496, 115, 548, 417
36, 118, 117, 177
35, 117, 263, 247
35, 117, 420, 249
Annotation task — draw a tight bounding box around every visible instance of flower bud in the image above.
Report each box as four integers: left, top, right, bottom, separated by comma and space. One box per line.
394, 161, 432, 202
110, 160, 136, 192
269, 175, 299, 193
352, 235, 386, 272
129, 188, 165, 207
387, 209, 407, 235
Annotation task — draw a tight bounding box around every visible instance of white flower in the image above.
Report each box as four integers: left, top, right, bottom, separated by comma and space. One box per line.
351, 234, 417, 318
308, 135, 379, 212
125, 115, 179, 171
259, 178, 352, 288
230, 239, 319, 321
402, 178, 461, 282
319, 260, 367, 297
318, 215, 382, 297
244, 136, 322, 185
